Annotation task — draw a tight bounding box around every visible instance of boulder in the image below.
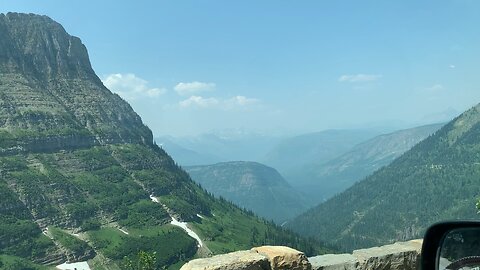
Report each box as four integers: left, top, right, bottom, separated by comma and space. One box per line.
252, 246, 312, 270
180, 250, 270, 270
309, 254, 359, 270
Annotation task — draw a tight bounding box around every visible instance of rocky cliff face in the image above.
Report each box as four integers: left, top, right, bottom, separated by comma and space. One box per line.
0, 12, 152, 154
0, 13, 93, 78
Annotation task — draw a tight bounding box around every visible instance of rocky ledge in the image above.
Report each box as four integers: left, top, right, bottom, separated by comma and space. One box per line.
180, 240, 422, 270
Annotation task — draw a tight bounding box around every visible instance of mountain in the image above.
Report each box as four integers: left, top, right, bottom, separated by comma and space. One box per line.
157, 137, 222, 166
289, 105, 480, 252
186, 161, 309, 223
291, 123, 444, 203
156, 133, 284, 166
419, 108, 459, 125
262, 130, 379, 178
0, 13, 325, 269
159, 130, 379, 170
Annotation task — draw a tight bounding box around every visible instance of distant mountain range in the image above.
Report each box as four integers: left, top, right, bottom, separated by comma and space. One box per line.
289, 123, 444, 204
186, 161, 309, 223
289, 105, 480, 251
156, 133, 284, 166
262, 130, 379, 174
160, 125, 447, 208
158, 137, 222, 166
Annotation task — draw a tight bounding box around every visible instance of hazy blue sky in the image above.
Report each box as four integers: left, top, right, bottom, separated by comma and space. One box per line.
2, 1, 480, 136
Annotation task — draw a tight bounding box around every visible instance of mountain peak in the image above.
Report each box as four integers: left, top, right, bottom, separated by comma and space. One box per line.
186, 161, 309, 223
0, 13, 152, 153
0, 12, 94, 80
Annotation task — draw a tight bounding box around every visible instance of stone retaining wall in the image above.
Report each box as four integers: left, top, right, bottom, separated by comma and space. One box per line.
180, 239, 423, 270
310, 239, 422, 270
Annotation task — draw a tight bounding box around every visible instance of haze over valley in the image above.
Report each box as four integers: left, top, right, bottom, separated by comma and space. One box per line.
2, 1, 480, 269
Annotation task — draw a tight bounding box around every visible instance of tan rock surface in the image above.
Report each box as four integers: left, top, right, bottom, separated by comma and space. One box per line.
352, 240, 422, 270
309, 254, 359, 270
180, 250, 270, 270
252, 246, 312, 270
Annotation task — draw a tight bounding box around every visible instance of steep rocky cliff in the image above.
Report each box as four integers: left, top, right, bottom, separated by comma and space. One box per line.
0, 12, 152, 156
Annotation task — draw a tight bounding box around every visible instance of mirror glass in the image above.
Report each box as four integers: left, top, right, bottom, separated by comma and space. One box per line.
438, 228, 480, 270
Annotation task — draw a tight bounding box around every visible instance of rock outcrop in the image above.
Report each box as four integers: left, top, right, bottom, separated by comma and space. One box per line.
181, 246, 312, 270
180, 250, 270, 270
252, 246, 312, 270
0, 12, 154, 155
181, 240, 422, 270
180, 246, 311, 270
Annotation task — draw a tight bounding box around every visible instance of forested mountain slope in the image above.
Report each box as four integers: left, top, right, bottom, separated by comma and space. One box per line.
289, 104, 480, 252
292, 123, 444, 203
186, 161, 309, 223
0, 13, 326, 269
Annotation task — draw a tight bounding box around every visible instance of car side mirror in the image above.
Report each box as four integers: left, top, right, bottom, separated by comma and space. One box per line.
422, 221, 480, 270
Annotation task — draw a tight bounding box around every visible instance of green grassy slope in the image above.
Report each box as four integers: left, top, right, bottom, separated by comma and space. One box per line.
0, 143, 328, 268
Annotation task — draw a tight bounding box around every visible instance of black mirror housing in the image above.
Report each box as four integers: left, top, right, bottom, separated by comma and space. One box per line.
422, 221, 480, 270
